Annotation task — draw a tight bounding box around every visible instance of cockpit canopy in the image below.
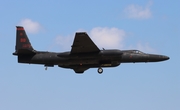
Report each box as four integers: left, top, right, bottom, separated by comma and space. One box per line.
133, 50, 144, 54
124, 50, 145, 54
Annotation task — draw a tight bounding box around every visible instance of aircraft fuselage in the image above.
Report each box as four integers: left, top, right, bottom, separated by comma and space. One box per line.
13, 26, 169, 73
16, 49, 169, 70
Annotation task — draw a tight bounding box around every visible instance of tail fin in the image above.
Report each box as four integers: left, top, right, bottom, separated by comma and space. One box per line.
13, 26, 35, 55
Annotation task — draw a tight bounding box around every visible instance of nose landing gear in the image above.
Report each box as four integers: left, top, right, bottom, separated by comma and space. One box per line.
98, 67, 103, 74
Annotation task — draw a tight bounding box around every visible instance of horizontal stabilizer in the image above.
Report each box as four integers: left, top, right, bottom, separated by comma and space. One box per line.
13, 49, 36, 55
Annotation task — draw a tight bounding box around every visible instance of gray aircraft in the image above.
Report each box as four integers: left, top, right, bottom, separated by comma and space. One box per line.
13, 26, 169, 74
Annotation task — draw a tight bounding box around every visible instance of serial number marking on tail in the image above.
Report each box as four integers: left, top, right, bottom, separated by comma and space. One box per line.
22, 44, 31, 48
20, 38, 26, 42
17, 28, 24, 31
20, 33, 23, 36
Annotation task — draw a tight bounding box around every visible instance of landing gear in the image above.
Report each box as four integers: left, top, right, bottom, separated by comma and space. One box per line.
44, 64, 54, 70
98, 67, 103, 74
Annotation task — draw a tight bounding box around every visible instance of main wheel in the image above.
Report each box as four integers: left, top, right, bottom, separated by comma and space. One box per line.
98, 67, 103, 74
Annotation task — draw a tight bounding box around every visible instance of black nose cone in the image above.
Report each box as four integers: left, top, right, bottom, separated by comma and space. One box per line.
148, 54, 170, 62
162, 55, 170, 61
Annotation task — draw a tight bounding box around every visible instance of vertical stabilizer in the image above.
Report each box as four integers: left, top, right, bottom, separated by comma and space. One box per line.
13, 26, 35, 55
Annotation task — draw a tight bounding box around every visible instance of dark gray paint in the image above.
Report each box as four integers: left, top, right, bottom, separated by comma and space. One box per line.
13, 26, 169, 73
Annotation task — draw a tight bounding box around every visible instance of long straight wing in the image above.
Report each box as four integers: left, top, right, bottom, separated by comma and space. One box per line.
70, 32, 100, 54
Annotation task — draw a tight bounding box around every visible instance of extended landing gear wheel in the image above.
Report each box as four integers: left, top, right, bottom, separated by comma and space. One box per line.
98, 67, 103, 74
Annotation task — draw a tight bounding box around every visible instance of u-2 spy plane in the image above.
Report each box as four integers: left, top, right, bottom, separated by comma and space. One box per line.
13, 26, 169, 74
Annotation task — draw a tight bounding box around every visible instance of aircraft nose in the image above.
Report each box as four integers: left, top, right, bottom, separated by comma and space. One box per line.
156, 55, 170, 61
161, 55, 170, 61
148, 54, 169, 62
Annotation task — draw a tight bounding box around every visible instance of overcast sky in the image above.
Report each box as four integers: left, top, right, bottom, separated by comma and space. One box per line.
0, 0, 179, 110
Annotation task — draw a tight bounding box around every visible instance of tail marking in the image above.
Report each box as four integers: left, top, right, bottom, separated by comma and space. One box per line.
13, 26, 35, 55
